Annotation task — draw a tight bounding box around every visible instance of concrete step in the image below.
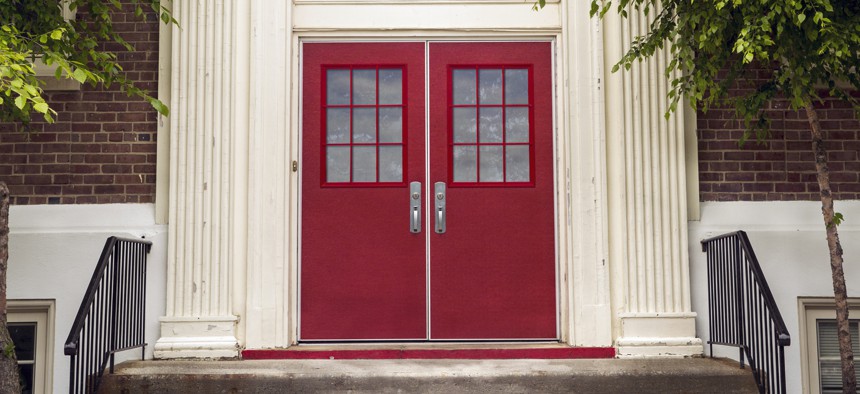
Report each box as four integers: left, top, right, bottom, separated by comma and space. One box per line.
99, 357, 757, 393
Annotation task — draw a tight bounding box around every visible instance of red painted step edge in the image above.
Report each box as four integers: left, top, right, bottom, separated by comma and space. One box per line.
242, 347, 615, 360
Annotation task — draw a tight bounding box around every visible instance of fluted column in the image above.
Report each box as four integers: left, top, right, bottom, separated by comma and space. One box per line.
604, 6, 702, 357
155, 0, 242, 359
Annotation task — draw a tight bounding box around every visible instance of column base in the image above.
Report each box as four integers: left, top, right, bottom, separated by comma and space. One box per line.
615, 313, 703, 358
154, 316, 240, 359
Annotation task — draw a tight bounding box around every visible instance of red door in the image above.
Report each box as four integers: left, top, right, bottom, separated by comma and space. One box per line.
301, 42, 555, 341
428, 42, 556, 339
301, 43, 427, 340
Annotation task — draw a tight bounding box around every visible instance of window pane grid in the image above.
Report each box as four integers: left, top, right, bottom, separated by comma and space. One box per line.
323, 66, 405, 186
450, 65, 533, 185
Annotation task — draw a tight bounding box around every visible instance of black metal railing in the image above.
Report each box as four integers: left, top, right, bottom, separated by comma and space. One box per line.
701, 231, 790, 394
64, 236, 152, 394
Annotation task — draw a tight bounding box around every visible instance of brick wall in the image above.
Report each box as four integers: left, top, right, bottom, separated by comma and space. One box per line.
0, 5, 159, 205
698, 89, 860, 202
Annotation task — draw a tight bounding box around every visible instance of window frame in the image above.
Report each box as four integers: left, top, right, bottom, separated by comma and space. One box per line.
34, 3, 81, 91
799, 297, 860, 394
7, 300, 55, 394
447, 64, 536, 188
320, 64, 409, 188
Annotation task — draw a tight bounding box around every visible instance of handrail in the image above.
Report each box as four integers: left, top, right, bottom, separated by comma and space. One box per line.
64, 236, 152, 394
701, 230, 790, 394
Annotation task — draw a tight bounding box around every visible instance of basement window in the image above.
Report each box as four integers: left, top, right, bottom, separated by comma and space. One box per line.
800, 298, 860, 394
7, 300, 55, 394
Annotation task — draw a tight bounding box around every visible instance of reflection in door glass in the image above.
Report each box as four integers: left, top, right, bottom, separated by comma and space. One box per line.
379, 108, 403, 143
352, 69, 376, 105
379, 146, 403, 182
453, 146, 477, 182
352, 108, 377, 143
352, 146, 377, 182
379, 69, 403, 104
326, 108, 350, 143
479, 107, 503, 143
326, 146, 350, 183
453, 108, 477, 143
327, 69, 350, 105
505, 69, 529, 105
505, 107, 529, 143
506, 145, 530, 182
479, 146, 504, 182
479, 69, 502, 105
453, 69, 477, 105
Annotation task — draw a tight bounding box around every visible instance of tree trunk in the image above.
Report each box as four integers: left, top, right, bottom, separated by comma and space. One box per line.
805, 105, 856, 393
0, 181, 21, 393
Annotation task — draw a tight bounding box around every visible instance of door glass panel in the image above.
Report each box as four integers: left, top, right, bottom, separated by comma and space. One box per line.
450, 66, 533, 185
379, 108, 402, 143
353, 108, 377, 143
453, 146, 477, 182
505, 107, 529, 143
453, 108, 477, 143
322, 65, 405, 185
479, 69, 502, 105
352, 146, 377, 182
479, 107, 503, 143
506, 145, 530, 182
379, 146, 403, 182
379, 69, 403, 105
327, 69, 350, 105
453, 69, 476, 105
505, 69, 529, 105
479, 146, 503, 182
326, 146, 350, 182
353, 69, 376, 105
326, 108, 350, 143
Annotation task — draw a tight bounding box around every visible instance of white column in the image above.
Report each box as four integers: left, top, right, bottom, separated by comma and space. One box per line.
155, 0, 243, 359
604, 7, 702, 357
241, 0, 293, 349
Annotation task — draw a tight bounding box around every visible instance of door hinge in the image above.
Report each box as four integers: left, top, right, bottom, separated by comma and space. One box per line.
292, 160, 298, 172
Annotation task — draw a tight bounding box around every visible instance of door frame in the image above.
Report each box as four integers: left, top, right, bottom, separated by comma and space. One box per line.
296, 38, 561, 343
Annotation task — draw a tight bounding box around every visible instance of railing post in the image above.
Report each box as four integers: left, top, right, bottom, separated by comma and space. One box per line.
734, 235, 745, 370
109, 242, 120, 375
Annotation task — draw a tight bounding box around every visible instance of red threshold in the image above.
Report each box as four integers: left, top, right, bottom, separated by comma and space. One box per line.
242, 347, 615, 360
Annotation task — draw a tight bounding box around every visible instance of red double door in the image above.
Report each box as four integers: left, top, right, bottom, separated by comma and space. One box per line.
301, 42, 555, 341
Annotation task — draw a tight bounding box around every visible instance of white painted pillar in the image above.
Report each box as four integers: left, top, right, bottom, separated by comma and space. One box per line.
155, 0, 244, 359
603, 7, 702, 357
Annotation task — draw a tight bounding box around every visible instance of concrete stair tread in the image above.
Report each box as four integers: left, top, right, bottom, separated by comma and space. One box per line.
101, 357, 759, 393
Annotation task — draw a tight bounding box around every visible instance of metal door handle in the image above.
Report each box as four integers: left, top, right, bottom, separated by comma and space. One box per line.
410, 182, 421, 233
434, 182, 446, 234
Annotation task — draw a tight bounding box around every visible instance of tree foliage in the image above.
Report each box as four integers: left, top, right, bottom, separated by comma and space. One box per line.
578, 0, 860, 391
593, 0, 860, 143
0, 0, 175, 125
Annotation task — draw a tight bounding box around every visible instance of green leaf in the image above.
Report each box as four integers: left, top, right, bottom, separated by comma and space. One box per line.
833, 212, 845, 226
50, 29, 63, 40
14, 96, 25, 109
33, 102, 49, 113
72, 68, 87, 84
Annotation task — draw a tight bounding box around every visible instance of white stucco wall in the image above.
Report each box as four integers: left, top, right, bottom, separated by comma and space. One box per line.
689, 200, 860, 393
7, 203, 167, 394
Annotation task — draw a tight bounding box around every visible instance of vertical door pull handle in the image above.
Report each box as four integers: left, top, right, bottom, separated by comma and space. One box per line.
410, 182, 421, 233
434, 182, 446, 234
